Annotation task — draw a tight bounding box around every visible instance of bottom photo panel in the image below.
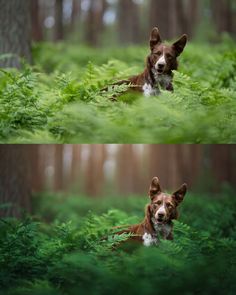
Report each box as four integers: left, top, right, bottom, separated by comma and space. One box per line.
0, 144, 236, 295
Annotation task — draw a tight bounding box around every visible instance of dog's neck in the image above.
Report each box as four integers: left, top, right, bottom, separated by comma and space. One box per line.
152, 69, 173, 87
143, 214, 172, 237
143, 66, 173, 94
150, 68, 173, 90
151, 217, 172, 238
142, 218, 173, 246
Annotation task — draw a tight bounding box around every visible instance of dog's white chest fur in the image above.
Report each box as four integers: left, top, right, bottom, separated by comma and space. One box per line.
142, 83, 158, 97
142, 223, 172, 247
142, 233, 158, 246
142, 74, 172, 97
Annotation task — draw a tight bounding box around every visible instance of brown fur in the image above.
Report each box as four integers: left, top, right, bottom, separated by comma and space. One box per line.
114, 177, 187, 244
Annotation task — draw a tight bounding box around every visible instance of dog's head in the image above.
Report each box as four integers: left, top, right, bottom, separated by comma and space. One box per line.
147, 177, 187, 225
147, 27, 187, 75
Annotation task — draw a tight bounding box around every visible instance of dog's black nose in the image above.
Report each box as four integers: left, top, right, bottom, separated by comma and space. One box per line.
158, 64, 164, 69
158, 213, 164, 218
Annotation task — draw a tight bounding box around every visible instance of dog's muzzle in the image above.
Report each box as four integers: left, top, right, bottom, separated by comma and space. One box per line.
154, 210, 166, 224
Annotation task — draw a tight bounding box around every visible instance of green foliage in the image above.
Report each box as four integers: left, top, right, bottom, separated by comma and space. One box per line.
1, 192, 236, 295
0, 68, 48, 139
0, 41, 236, 143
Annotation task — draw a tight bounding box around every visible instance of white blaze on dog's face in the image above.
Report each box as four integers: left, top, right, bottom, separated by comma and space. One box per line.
155, 53, 166, 68
148, 177, 187, 224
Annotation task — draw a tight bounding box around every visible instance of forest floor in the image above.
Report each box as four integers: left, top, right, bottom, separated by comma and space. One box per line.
0, 191, 236, 295
0, 38, 236, 143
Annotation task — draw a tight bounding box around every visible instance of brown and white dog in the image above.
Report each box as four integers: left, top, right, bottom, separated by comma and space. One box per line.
115, 177, 187, 246
110, 27, 187, 97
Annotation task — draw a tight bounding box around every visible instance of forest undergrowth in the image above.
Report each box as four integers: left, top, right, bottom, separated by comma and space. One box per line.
0, 191, 236, 295
0, 38, 236, 143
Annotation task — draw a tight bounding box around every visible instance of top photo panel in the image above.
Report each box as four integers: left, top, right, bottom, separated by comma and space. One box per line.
0, 0, 235, 144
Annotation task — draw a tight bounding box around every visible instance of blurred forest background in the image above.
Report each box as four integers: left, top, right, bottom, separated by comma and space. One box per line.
1, 0, 236, 67
31, 0, 236, 44
1, 144, 236, 217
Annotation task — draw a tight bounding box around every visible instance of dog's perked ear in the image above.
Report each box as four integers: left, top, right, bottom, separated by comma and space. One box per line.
150, 27, 161, 51
149, 176, 162, 200
172, 183, 187, 205
172, 34, 188, 56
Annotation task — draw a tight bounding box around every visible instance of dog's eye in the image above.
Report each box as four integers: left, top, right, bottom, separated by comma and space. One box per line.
166, 54, 173, 59
166, 203, 172, 208
157, 201, 162, 205
154, 51, 162, 56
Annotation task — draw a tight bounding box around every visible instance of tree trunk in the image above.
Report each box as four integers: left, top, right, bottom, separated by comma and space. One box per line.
175, 145, 202, 189
168, 0, 179, 38
0, 0, 32, 68
211, 0, 233, 37
85, 145, 96, 196
54, 0, 64, 41
150, 0, 171, 39
117, 145, 134, 194
211, 145, 236, 190
70, 0, 81, 32
175, 0, 189, 37
85, 0, 107, 46
70, 145, 81, 187
0, 145, 32, 218
31, 0, 43, 41
149, 145, 172, 190
129, 1, 141, 44
30, 145, 44, 193
118, 0, 129, 44
53, 145, 64, 192
189, 0, 199, 37
118, 0, 141, 44
85, 145, 106, 196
